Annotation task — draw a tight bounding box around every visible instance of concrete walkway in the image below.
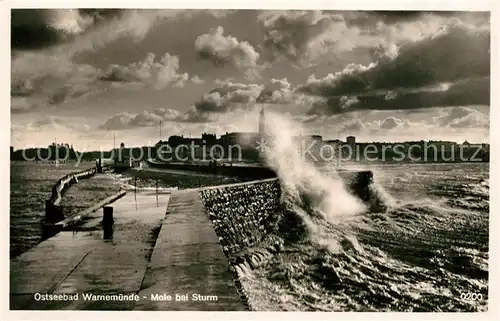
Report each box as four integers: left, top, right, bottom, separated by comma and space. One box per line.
10, 191, 170, 310
134, 190, 246, 311
10, 189, 246, 311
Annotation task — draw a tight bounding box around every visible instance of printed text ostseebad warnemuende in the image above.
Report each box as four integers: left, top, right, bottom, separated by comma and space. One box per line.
34, 293, 140, 301
33, 293, 218, 302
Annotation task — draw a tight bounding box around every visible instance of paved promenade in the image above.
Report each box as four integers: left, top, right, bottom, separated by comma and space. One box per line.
135, 190, 245, 311
10, 189, 245, 311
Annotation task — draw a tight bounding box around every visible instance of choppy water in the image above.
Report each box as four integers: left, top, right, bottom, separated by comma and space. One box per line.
10, 161, 489, 311
238, 163, 489, 312
9, 161, 240, 258
9, 162, 120, 258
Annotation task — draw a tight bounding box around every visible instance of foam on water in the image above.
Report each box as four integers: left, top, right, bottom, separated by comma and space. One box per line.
230, 112, 489, 312
262, 113, 366, 248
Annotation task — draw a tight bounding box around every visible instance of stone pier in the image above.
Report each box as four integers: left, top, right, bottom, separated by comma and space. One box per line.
134, 190, 245, 311
10, 191, 170, 310
10, 188, 246, 311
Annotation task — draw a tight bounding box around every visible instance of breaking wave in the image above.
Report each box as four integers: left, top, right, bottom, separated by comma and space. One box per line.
235, 112, 488, 312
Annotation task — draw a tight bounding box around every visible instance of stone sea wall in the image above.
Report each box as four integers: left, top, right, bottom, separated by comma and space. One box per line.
198, 171, 380, 309
199, 179, 289, 309
198, 169, 376, 262
199, 179, 283, 259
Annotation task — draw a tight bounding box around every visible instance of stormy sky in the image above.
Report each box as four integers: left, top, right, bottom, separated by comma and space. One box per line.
11, 9, 490, 149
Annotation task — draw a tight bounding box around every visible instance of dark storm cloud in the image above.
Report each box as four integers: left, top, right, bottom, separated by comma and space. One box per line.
257, 10, 489, 66
11, 9, 124, 50
299, 23, 489, 115
299, 25, 489, 95
47, 84, 91, 105
345, 11, 488, 25
11, 98, 39, 114
308, 77, 490, 115
11, 79, 35, 97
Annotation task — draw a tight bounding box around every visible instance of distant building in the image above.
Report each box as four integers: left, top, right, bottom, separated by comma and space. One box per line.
153, 108, 269, 163
325, 139, 342, 145
201, 133, 217, 145
221, 132, 260, 147
309, 135, 323, 141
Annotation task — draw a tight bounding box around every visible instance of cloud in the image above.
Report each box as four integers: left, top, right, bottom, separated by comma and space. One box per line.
258, 10, 489, 68
47, 84, 92, 105
379, 116, 402, 130
28, 116, 91, 132
11, 97, 39, 114
99, 52, 189, 89
343, 11, 489, 27
257, 11, 401, 65
296, 106, 489, 144
11, 78, 36, 97
256, 78, 294, 104
301, 24, 489, 94
258, 10, 339, 65
194, 83, 263, 113
11, 51, 189, 114
11, 57, 102, 111
193, 78, 296, 114
299, 63, 376, 97
100, 107, 210, 131
433, 106, 489, 129
194, 26, 263, 79
308, 77, 489, 115
11, 9, 197, 54
10, 9, 194, 102
11, 9, 190, 83
11, 9, 119, 50
341, 119, 369, 133
298, 22, 490, 114
191, 75, 205, 84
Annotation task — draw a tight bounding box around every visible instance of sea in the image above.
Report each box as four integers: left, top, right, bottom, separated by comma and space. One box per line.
9, 161, 120, 257
240, 162, 489, 312
9, 161, 241, 258
9, 161, 489, 312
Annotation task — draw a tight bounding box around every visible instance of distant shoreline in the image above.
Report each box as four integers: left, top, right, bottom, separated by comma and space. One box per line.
10, 159, 489, 166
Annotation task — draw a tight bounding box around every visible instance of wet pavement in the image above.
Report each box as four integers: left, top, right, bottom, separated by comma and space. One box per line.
10, 191, 169, 310
10, 189, 246, 311
135, 190, 246, 311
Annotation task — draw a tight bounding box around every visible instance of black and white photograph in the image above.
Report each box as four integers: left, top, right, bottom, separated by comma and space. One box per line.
7, 3, 492, 313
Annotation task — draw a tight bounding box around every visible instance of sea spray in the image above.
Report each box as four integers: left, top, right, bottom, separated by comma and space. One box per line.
260, 112, 366, 253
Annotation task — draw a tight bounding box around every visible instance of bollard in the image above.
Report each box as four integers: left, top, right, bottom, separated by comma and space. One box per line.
45, 199, 52, 214
134, 177, 138, 210
45, 199, 64, 223
102, 206, 114, 240
97, 158, 103, 173
102, 206, 114, 225
156, 179, 159, 207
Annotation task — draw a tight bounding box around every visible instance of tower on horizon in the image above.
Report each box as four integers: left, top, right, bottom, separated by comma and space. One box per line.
259, 107, 265, 136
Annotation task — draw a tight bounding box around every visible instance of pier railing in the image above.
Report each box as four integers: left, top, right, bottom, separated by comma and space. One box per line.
54, 190, 127, 229
44, 165, 112, 225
